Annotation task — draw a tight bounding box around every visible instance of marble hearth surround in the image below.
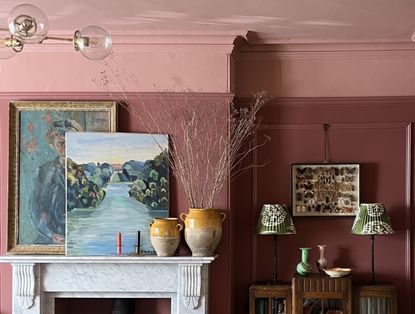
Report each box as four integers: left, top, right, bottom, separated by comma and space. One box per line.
0, 255, 216, 314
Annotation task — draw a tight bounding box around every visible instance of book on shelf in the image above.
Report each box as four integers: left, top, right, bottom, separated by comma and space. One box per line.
272, 298, 286, 314
255, 298, 267, 314
254, 298, 286, 314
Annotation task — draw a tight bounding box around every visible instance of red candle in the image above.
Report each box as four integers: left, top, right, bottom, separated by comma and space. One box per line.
117, 232, 122, 255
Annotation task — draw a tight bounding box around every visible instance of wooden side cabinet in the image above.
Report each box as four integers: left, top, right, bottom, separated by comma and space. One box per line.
353, 284, 397, 314
249, 283, 292, 314
292, 274, 352, 314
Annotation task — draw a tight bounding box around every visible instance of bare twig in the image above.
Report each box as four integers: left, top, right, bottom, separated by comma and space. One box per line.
94, 60, 270, 208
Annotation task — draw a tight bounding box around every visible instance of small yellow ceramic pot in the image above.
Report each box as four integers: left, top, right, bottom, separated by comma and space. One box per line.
150, 217, 183, 257
180, 208, 226, 257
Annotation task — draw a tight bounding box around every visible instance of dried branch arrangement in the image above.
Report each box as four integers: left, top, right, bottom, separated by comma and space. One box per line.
95, 61, 270, 209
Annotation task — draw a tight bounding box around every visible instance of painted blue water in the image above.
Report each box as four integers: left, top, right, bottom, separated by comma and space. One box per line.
66, 183, 167, 256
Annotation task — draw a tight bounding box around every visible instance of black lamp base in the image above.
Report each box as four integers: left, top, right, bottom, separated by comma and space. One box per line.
257, 235, 280, 286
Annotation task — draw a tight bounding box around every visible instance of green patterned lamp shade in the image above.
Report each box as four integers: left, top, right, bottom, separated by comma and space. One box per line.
256, 204, 296, 235
351, 203, 394, 235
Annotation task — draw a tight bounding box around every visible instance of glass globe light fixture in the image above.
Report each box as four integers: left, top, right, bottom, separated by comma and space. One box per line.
0, 4, 112, 60
74, 26, 112, 60
8, 3, 49, 44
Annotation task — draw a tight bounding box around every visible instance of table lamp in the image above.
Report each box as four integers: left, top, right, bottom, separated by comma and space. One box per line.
256, 204, 296, 283
351, 203, 394, 283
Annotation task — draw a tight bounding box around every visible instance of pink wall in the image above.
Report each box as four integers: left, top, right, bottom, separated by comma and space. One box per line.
0, 45, 232, 93
231, 44, 415, 312
231, 97, 415, 313
2, 41, 415, 314
0, 35, 234, 313
235, 43, 415, 97
0, 93, 231, 314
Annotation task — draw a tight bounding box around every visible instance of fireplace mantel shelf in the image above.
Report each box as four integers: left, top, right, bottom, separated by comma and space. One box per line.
0, 254, 216, 264
0, 255, 217, 314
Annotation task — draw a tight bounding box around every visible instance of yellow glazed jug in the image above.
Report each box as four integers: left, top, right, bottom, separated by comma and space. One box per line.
149, 218, 183, 256
180, 208, 226, 256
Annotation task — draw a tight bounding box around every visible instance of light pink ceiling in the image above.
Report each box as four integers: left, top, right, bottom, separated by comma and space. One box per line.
1, 0, 415, 43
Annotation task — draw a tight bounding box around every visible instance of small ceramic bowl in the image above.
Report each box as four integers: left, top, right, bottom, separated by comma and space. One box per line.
323, 267, 352, 278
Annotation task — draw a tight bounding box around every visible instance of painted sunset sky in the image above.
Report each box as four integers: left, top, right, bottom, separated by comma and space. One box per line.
66, 132, 168, 164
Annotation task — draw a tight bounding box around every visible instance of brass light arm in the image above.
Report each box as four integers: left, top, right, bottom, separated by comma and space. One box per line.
42, 36, 73, 42
41, 33, 90, 51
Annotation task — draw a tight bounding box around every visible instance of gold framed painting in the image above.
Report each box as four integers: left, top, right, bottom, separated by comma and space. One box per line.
291, 163, 360, 217
8, 101, 117, 254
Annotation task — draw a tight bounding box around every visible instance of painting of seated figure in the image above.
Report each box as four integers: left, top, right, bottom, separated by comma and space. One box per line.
8, 102, 117, 254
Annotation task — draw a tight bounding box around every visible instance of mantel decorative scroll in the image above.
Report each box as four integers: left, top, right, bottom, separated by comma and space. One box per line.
180, 264, 202, 309
14, 263, 35, 309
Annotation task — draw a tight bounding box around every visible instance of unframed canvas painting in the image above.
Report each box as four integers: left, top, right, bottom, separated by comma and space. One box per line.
65, 132, 169, 256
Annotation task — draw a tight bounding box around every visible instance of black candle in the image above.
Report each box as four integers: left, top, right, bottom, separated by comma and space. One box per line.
136, 230, 141, 254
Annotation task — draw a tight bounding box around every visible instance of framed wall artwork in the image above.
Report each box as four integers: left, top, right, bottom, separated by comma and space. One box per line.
65, 132, 169, 256
8, 101, 117, 254
291, 163, 360, 216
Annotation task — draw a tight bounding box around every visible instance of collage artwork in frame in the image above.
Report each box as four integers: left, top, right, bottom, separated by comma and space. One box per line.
291, 163, 360, 216
65, 132, 169, 256
8, 102, 117, 254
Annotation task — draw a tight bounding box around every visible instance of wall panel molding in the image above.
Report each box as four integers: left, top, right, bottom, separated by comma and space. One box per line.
0, 92, 234, 101
250, 118, 412, 313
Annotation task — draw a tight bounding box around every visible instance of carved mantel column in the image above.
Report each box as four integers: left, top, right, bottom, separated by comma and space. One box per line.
180, 264, 202, 309
14, 263, 35, 309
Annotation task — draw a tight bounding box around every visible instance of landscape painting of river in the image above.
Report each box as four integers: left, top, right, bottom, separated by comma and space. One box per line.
65, 132, 169, 256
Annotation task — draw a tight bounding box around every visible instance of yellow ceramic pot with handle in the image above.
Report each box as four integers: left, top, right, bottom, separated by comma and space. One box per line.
180, 208, 226, 257
150, 217, 183, 257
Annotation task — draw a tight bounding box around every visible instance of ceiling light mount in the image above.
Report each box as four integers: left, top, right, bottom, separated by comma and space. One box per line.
4, 36, 24, 52
0, 3, 112, 60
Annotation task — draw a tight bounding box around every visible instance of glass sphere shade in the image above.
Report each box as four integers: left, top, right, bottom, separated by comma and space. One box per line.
75, 26, 112, 60
8, 3, 49, 43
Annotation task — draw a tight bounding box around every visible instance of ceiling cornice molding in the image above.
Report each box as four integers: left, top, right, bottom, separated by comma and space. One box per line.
235, 42, 415, 60
109, 30, 248, 44
24, 31, 248, 54
246, 36, 414, 45
239, 41, 415, 51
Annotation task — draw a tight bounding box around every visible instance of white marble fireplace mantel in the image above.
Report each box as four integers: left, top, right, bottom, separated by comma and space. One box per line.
0, 255, 217, 314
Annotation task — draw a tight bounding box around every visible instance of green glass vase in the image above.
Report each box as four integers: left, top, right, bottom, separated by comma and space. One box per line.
296, 247, 312, 276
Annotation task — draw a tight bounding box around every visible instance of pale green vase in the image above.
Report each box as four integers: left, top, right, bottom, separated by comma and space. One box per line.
296, 247, 312, 276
